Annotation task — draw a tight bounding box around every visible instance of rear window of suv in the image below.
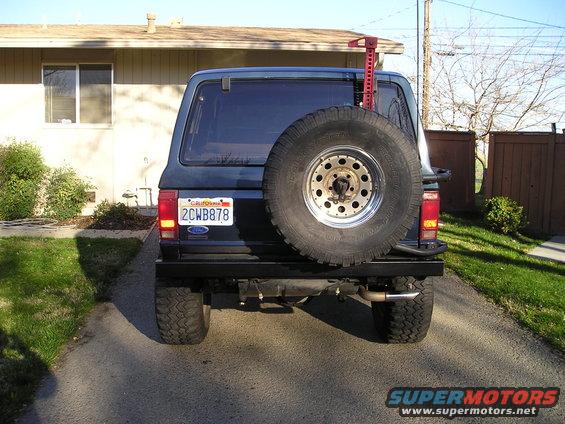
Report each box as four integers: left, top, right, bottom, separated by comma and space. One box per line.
181, 79, 414, 166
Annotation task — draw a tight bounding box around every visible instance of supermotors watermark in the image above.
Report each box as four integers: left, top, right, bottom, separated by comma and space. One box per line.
386, 387, 560, 419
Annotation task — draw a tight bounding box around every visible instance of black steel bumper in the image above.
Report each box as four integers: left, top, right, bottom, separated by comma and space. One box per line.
155, 253, 444, 279
392, 240, 448, 257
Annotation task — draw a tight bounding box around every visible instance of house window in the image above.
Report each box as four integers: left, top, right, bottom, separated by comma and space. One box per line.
43, 64, 112, 124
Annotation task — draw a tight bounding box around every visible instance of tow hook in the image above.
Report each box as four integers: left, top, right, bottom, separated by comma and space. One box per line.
357, 286, 420, 302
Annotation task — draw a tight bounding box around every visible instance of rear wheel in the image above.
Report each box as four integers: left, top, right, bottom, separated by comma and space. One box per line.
155, 283, 211, 345
371, 276, 434, 343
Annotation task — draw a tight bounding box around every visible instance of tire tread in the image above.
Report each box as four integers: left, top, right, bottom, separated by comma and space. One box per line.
371, 276, 434, 343
155, 287, 210, 345
264, 106, 422, 266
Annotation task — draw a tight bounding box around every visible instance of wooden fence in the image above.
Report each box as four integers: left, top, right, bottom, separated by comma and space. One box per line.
486, 131, 565, 235
425, 130, 475, 212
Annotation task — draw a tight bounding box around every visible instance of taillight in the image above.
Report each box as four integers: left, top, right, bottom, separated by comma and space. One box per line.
158, 190, 178, 239
420, 191, 440, 241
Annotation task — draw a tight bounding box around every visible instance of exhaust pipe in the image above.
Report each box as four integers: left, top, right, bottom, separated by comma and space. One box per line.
357, 286, 419, 302
235, 280, 419, 304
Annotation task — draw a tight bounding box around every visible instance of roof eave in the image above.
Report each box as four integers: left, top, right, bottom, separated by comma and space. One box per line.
0, 38, 404, 54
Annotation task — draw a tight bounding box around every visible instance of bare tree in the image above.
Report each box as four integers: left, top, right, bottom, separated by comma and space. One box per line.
428, 25, 565, 189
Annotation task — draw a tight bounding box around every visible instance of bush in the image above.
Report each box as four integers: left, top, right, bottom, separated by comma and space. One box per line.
43, 167, 93, 220
93, 201, 138, 221
0, 141, 45, 185
483, 196, 526, 235
0, 141, 46, 220
0, 177, 40, 220
90, 201, 153, 230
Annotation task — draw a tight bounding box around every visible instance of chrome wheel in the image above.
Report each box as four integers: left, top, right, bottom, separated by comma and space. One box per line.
303, 146, 385, 228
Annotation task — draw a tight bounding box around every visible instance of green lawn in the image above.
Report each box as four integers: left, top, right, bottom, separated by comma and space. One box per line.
0, 237, 141, 422
440, 214, 565, 350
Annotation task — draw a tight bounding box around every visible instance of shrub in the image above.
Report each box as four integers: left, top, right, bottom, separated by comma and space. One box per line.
0, 141, 46, 220
93, 201, 138, 221
0, 177, 39, 220
0, 141, 45, 186
483, 196, 526, 235
43, 167, 93, 220
91, 201, 153, 230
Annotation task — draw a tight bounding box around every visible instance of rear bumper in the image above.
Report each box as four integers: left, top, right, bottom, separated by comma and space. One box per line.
393, 240, 448, 257
155, 254, 444, 279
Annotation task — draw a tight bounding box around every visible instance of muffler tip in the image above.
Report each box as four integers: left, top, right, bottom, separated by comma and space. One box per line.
357, 286, 420, 302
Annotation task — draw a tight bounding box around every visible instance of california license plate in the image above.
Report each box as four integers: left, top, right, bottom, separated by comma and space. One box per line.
178, 197, 233, 226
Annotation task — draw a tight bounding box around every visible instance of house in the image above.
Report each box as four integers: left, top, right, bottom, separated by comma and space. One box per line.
0, 17, 403, 211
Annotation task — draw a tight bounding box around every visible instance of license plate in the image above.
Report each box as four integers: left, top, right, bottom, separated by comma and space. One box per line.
178, 197, 233, 226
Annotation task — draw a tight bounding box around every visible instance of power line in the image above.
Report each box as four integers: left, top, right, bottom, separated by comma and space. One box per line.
435, 43, 565, 49
363, 26, 564, 31
437, 0, 565, 29
350, 2, 417, 30
397, 34, 565, 42
468, 57, 565, 68
433, 34, 565, 38
445, 52, 565, 56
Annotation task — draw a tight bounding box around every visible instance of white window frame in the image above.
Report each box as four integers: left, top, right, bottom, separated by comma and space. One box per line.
42, 62, 114, 128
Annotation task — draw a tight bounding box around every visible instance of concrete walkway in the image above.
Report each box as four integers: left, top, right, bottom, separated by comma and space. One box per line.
19, 231, 564, 423
528, 236, 565, 264
0, 224, 155, 241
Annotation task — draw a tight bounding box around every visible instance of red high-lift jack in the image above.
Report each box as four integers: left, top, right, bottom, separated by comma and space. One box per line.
347, 36, 378, 110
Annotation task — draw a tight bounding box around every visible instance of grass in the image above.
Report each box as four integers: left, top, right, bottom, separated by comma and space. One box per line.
0, 237, 141, 422
440, 213, 565, 351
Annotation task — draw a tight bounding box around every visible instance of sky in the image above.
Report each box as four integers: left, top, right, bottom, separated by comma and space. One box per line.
2, 0, 562, 70
2, 0, 563, 34
2, 0, 564, 129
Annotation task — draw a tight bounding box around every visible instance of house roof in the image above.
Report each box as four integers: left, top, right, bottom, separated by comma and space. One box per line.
0, 24, 404, 54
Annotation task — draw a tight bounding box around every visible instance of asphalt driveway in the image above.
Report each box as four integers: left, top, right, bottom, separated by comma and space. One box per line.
20, 231, 564, 423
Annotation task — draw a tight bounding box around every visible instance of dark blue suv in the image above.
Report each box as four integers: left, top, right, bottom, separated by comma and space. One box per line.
155, 67, 448, 345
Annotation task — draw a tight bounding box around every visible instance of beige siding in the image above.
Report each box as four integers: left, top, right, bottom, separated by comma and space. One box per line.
196, 49, 364, 69
113, 49, 197, 206
0, 48, 115, 206
42, 48, 114, 63
0, 47, 367, 211
0, 48, 44, 139
0, 48, 41, 84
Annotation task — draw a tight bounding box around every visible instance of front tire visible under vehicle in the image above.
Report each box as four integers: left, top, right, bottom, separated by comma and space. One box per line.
155, 283, 211, 345
371, 276, 434, 343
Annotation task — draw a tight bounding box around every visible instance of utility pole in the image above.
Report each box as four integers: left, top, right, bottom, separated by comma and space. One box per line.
422, 0, 432, 128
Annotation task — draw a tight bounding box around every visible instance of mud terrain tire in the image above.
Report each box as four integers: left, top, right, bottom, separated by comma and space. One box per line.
263, 106, 422, 266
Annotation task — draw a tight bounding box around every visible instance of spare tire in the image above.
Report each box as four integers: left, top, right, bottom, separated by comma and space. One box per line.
263, 106, 422, 266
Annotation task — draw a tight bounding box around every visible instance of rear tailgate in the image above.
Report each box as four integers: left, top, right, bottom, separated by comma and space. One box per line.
177, 189, 292, 255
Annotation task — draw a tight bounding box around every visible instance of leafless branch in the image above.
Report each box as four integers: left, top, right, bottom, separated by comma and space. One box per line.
429, 22, 565, 149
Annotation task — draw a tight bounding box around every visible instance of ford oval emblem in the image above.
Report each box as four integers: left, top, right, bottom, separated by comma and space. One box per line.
187, 225, 209, 235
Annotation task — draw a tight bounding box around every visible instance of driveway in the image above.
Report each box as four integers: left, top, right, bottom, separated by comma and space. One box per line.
21, 231, 564, 423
